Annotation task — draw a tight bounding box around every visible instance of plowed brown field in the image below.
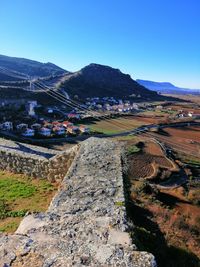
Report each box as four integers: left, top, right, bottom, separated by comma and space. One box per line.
129, 141, 175, 180
148, 126, 200, 156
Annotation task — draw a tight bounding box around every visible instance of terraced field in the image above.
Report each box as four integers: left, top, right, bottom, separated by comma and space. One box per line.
128, 141, 176, 180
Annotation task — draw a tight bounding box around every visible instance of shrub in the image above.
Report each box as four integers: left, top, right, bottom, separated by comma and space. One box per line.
0, 199, 8, 219
127, 145, 140, 155
0, 199, 27, 219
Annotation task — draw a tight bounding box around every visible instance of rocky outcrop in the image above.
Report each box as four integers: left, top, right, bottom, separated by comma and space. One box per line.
0, 138, 78, 181
0, 138, 156, 266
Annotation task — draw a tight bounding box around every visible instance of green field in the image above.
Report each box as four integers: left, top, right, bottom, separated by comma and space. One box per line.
0, 171, 58, 233
86, 117, 144, 135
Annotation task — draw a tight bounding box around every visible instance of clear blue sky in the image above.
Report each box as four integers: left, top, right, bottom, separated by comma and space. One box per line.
0, 0, 199, 88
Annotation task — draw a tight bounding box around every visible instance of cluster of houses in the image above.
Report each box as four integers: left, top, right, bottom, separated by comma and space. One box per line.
0, 120, 90, 138
83, 97, 139, 113
177, 110, 200, 118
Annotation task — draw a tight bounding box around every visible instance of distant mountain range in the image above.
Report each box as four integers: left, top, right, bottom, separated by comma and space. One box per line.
0, 54, 163, 101
136, 79, 200, 95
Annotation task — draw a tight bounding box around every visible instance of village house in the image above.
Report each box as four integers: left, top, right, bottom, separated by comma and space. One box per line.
26, 101, 38, 116
62, 121, 74, 128
53, 126, 66, 136
96, 104, 102, 109
104, 103, 111, 111
156, 105, 163, 110
67, 125, 79, 135
79, 125, 90, 134
43, 121, 53, 129
68, 113, 81, 120
39, 127, 51, 137
132, 103, 139, 110
188, 111, 193, 117
46, 107, 54, 114
16, 123, 28, 132
31, 123, 42, 130
0, 121, 13, 131
21, 128, 35, 137
52, 121, 62, 127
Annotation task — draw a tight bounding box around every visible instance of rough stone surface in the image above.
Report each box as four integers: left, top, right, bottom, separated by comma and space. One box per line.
0, 138, 78, 181
0, 137, 156, 267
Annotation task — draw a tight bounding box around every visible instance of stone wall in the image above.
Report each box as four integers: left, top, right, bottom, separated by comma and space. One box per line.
0, 138, 78, 181
0, 138, 156, 267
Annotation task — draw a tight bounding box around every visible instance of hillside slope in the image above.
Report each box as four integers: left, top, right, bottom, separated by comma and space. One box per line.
0, 54, 68, 80
60, 64, 159, 100
0, 55, 171, 101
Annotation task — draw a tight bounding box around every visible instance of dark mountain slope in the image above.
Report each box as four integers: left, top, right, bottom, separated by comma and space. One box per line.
0, 54, 68, 80
60, 63, 159, 100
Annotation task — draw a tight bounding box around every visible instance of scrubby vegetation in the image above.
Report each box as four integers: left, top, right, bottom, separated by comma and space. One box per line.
127, 144, 141, 155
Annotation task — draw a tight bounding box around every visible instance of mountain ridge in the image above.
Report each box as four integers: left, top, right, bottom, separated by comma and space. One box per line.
0, 54, 68, 79
0, 54, 169, 101
59, 63, 159, 100
137, 79, 200, 94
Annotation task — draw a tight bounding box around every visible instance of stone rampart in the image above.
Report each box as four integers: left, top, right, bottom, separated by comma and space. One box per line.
0, 138, 78, 181
0, 137, 156, 267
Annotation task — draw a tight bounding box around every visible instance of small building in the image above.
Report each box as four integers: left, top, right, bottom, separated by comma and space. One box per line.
27, 101, 38, 116
79, 125, 90, 133
53, 126, 66, 136
0, 121, 13, 131
39, 127, 51, 137
104, 104, 111, 111
117, 108, 123, 112
47, 108, 54, 114
22, 128, 35, 137
16, 123, 28, 132
52, 121, 62, 127
67, 126, 79, 135
132, 103, 139, 110
96, 104, 102, 109
156, 105, 163, 110
68, 113, 81, 120
31, 123, 42, 130
188, 112, 193, 117
43, 122, 53, 129
62, 121, 73, 128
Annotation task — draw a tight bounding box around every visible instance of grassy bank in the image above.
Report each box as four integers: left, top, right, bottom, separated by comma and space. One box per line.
0, 171, 58, 233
